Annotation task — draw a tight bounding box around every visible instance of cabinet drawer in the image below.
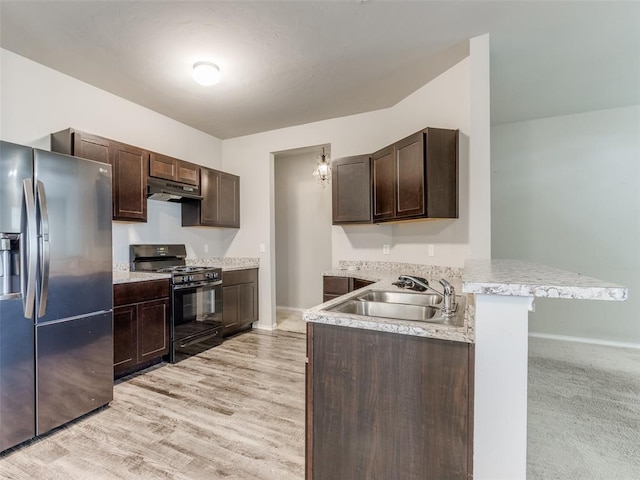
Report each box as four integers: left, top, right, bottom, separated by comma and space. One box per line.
223, 268, 258, 286
323, 276, 352, 296
113, 279, 170, 306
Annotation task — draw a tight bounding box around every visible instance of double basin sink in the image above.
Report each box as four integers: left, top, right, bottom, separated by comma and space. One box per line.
323, 289, 465, 326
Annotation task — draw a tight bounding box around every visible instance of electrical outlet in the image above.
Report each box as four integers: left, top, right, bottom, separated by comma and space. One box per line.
259, 243, 266, 253
204, 244, 209, 253
428, 244, 435, 257
383, 244, 390, 255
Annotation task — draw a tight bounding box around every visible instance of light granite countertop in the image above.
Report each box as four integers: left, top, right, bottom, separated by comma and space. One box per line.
113, 271, 170, 285
304, 261, 475, 343
462, 259, 627, 301
304, 258, 627, 343
112, 257, 259, 284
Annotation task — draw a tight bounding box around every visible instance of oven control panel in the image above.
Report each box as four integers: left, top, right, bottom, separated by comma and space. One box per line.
173, 269, 221, 285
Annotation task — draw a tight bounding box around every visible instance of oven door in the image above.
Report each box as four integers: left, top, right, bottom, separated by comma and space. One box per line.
171, 281, 223, 361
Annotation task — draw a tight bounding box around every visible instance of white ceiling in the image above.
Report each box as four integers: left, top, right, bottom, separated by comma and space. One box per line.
1, 1, 638, 139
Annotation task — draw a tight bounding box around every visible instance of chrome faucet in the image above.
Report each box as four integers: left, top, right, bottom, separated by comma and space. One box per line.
393, 275, 457, 316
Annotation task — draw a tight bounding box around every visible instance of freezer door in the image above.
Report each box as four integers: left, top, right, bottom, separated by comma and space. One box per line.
33, 149, 112, 324
36, 311, 113, 435
0, 141, 32, 234
0, 296, 35, 451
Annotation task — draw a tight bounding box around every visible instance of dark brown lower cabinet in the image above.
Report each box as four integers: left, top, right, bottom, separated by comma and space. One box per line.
322, 275, 375, 302
113, 280, 170, 378
306, 323, 474, 480
222, 268, 258, 337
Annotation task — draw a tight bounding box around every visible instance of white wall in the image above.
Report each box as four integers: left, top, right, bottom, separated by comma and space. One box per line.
0, 48, 226, 263
274, 151, 332, 310
222, 39, 491, 328
492, 105, 640, 344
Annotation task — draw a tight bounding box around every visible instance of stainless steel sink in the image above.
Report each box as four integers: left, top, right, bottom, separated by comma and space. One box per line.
356, 290, 442, 306
323, 288, 465, 326
329, 300, 440, 322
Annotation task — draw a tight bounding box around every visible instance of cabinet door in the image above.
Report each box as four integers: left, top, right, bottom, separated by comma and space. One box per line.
176, 160, 199, 186
395, 131, 426, 218
218, 172, 240, 227
332, 155, 371, 224
198, 167, 221, 225
113, 305, 137, 374
183, 167, 240, 228
112, 142, 148, 222
149, 152, 176, 181
137, 298, 169, 363
237, 282, 257, 327
372, 145, 395, 222
222, 285, 239, 332
73, 132, 111, 165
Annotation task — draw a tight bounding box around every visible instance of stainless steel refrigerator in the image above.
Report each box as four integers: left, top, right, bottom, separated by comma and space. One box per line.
0, 140, 113, 452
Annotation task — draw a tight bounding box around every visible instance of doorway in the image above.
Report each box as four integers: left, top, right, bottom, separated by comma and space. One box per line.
273, 145, 332, 332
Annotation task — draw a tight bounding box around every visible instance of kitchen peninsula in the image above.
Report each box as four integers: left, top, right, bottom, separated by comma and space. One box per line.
304, 259, 627, 480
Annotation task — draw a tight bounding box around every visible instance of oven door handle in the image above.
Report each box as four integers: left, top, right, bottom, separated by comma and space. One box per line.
178, 330, 220, 348
173, 280, 222, 290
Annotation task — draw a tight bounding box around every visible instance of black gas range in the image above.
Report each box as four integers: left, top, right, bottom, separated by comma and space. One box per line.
130, 244, 223, 363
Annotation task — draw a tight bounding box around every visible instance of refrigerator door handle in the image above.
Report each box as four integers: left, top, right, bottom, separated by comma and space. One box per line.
36, 181, 50, 318
22, 179, 37, 319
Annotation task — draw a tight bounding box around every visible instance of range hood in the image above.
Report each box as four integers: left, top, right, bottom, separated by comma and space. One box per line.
147, 177, 203, 202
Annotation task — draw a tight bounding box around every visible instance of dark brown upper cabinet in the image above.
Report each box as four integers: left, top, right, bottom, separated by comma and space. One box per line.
51, 128, 148, 222
149, 152, 200, 187
374, 128, 458, 223
182, 167, 240, 228
331, 155, 372, 224
371, 144, 395, 222
334, 127, 458, 225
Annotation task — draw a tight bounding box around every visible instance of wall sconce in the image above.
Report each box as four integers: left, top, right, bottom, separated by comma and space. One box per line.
313, 147, 331, 188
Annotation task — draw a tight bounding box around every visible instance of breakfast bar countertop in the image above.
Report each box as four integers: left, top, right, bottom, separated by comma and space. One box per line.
462, 259, 628, 301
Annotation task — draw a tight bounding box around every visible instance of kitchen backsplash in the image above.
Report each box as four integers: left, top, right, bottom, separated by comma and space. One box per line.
337, 260, 463, 278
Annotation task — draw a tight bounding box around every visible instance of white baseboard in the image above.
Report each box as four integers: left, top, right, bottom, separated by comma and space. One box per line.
276, 306, 305, 312
253, 322, 277, 331
529, 332, 640, 350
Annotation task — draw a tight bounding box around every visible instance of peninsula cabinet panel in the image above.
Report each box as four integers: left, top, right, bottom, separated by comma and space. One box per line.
307, 323, 473, 480
50, 128, 148, 222
182, 167, 240, 228
332, 155, 372, 224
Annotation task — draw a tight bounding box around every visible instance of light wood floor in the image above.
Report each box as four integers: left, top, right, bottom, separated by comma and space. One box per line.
0, 330, 306, 480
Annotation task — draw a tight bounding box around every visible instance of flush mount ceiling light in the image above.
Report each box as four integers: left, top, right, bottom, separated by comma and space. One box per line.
312, 147, 332, 188
192, 61, 221, 86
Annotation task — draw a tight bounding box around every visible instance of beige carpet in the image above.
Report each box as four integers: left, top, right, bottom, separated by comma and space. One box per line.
527, 337, 640, 479
276, 308, 306, 334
